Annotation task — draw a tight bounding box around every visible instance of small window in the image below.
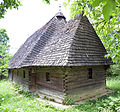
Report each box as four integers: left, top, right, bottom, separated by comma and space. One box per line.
8, 70, 11, 75
46, 72, 50, 82
8, 70, 11, 78
17, 70, 19, 76
12, 71, 14, 81
23, 70, 25, 78
88, 68, 92, 79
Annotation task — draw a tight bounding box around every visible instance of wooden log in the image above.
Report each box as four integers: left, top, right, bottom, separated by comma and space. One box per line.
67, 82, 106, 95
66, 80, 105, 90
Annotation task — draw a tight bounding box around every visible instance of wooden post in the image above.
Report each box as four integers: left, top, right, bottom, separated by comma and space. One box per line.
29, 67, 36, 92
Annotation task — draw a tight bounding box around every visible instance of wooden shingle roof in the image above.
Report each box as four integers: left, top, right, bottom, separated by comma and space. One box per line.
8, 12, 112, 69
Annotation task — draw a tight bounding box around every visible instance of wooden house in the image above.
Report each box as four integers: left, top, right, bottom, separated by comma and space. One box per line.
8, 12, 112, 103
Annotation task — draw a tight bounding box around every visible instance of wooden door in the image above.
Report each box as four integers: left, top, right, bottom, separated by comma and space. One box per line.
29, 69, 36, 92
12, 71, 14, 81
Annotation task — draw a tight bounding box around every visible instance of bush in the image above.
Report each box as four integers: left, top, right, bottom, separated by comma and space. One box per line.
107, 64, 120, 76
62, 97, 75, 105
13, 83, 32, 98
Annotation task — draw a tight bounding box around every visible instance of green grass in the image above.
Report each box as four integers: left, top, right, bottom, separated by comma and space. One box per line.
0, 80, 64, 112
106, 76, 120, 91
0, 76, 120, 112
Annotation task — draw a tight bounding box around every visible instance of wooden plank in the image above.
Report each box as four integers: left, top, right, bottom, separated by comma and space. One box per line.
67, 82, 106, 95
66, 73, 105, 83
35, 67, 64, 93
36, 82, 63, 92
67, 80, 105, 90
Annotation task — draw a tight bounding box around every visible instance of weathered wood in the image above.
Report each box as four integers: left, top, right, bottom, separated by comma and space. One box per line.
29, 72, 36, 92
66, 74, 105, 83
67, 80, 105, 90
9, 68, 29, 90
36, 82, 63, 92
36, 67, 64, 93
67, 82, 106, 95
8, 65, 107, 103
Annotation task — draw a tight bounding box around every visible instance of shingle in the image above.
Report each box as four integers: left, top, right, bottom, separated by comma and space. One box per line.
8, 12, 112, 69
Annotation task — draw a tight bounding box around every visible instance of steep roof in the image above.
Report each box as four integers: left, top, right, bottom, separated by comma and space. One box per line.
8, 12, 112, 69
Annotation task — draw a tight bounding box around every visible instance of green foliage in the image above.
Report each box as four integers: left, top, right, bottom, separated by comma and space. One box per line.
42, 0, 50, 4
107, 64, 120, 76
62, 95, 79, 105
0, 0, 21, 76
49, 97, 55, 102
0, 80, 64, 112
0, 94, 4, 106
0, 29, 11, 77
107, 75, 120, 91
0, 0, 20, 77
68, 93, 120, 112
62, 97, 75, 105
64, 0, 119, 21
102, 0, 116, 21
42, 0, 58, 4
35, 93, 40, 98
43, 95, 55, 102
13, 83, 32, 98
0, 0, 21, 19
92, 0, 116, 21
0, 29, 9, 45
43, 95, 49, 100
92, 0, 103, 7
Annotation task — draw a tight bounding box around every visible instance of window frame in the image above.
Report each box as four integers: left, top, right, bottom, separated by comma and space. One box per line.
46, 72, 50, 82
88, 68, 92, 79
23, 70, 26, 78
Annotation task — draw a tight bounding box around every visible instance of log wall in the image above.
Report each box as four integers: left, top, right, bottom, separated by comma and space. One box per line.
35, 66, 65, 103
36, 66, 64, 92
8, 65, 107, 103
63, 65, 106, 102
9, 68, 29, 90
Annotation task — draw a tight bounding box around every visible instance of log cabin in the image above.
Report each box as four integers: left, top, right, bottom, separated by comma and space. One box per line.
8, 12, 112, 104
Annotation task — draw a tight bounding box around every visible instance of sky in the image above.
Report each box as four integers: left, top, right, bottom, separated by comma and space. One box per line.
0, 0, 70, 55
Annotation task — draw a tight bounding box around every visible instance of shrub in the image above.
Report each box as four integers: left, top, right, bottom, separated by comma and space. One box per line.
49, 97, 55, 102
106, 64, 120, 76
35, 93, 39, 98
13, 83, 32, 98
43, 95, 49, 100
62, 97, 75, 105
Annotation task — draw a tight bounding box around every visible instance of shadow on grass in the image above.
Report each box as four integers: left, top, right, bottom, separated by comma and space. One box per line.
72, 89, 120, 111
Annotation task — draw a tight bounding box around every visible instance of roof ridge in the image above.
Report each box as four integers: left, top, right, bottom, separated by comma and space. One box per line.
66, 14, 112, 66
66, 13, 83, 65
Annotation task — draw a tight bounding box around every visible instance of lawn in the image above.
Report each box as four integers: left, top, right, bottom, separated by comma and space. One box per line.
0, 76, 120, 112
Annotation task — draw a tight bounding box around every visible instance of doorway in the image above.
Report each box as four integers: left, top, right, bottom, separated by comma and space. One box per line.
29, 68, 36, 92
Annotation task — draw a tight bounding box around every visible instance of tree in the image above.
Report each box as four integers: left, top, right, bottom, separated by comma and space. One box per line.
0, 0, 21, 19
0, 0, 21, 76
0, 29, 11, 76
43, 0, 120, 63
